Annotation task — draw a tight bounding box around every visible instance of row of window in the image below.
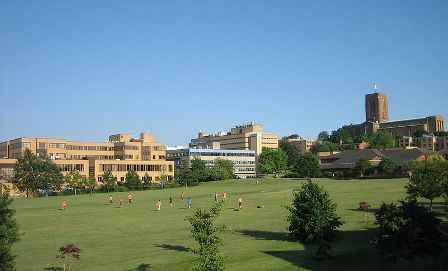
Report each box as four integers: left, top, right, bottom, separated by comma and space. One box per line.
189, 152, 255, 157
10, 142, 31, 149
59, 164, 85, 172
100, 164, 173, 172
0, 145, 7, 151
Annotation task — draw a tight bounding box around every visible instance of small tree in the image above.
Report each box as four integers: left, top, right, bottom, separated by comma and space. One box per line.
83, 176, 96, 196
143, 172, 152, 190
176, 160, 192, 186
371, 199, 444, 262
64, 170, 83, 196
100, 170, 116, 193
279, 140, 301, 168
187, 203, 227, 271
317, 131, 330, 142
286, 180, 343, 260
293, 153, 320, 178
352, 158, 372, 177
406, 161, 445, 211
190, 158, 209, 182
159, 172, 168, 189
124, 170, 142, 190
0, 194, 20, 271
378, 158, 397, 175
56, 243, 81, 271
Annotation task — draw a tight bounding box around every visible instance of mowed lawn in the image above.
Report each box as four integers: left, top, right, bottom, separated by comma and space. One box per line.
12, 178, 448, 271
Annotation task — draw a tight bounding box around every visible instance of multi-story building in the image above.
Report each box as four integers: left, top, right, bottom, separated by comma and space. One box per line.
286, 138, 316, 154
167, 148, 256, 178
189, 123, 279, 157
0, 133, 174, 186
342, 89, 444, 138
397, 135, 448, 151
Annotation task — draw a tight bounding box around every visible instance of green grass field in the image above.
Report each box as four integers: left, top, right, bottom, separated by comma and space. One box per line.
11, 178, 448, 271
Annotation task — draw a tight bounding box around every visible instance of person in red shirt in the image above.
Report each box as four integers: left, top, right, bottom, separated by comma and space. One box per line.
118, 198, 123, 208
61, 200, 67, 211
180, 192, 184, 201
156, 200, 162, 211
109, 195, 113, 204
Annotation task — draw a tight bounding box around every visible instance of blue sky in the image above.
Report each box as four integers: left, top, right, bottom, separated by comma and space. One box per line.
1, 1, 447, 146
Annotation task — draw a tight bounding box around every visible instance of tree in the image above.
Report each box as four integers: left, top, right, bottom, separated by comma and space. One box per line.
286, 180, 343, 260
143, 172, 152, 190
13, 149, 63, 197
57, 243, 81, 271
63, 170, 83, 196
317, 131, 330, 142
378, 158, 397, 174
368, 131, 395, 149
352, 158, 372, 177
158, 172, 168, 189
257, 147, 287, 176
329, 128, 353, 145
434, 131, 448, 137
83, 176, 96, 196
124, 170, 142, 190
406, 161, 446, 211
283, 134, 301, 140
187, 203, 227, 271
0, 194, 20, 271
279, 140, 301, 168
413, 129, 429, 138
293, 153, 320, 178
190, 158, 209, 182
427, 154, 445, 162
176, 160, 192, 186
353, 134, 369, 143
212, 159, 234, 180
311, 141, 341, 154
371, 199, 444, 262
100, 170, 116, 193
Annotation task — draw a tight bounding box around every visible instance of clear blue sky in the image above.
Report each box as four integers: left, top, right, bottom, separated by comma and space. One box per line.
1, 1, 447, 146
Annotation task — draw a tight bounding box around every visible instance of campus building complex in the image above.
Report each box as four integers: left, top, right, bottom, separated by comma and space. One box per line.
342, 91, 444, 138
167, 148, 256, 178
189, 123, 279, 156
0, 133, 174, 187
397, 135, 448, 152
285, 137, 317, 154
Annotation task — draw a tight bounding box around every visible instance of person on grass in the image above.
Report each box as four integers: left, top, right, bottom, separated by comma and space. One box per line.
187, 197, 192, 209
156, 199, 162, 211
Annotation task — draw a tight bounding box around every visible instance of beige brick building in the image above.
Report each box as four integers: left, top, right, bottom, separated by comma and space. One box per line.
286, 138, 316, 154
0, 133, 174, 188
189, 123, 279, 156
397, 135, 448, 151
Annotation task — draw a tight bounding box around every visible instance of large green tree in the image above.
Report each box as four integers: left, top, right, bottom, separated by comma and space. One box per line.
13, 149, 63, 197
187, 203, 227, 271
406, 161, 447, 211
371, 199, 444, 262
175, 160, 192, 185
100, 170, 116, 193
257, 147, 287, 176
293, 153, 320, 178
286, 180, 343, 260
279, 140, 301, 168
0, 193, 20, 271
368, 131, 395, 149
352, 158, 372, 177
378, 158, 397, 174
311, 141, 341, 154
211, 158, 234, 181
83, 176, 96, 196
124, 170, 142, 190
63, 170, 84, 195
329, 128, 353, 145
317, 131, 330, 142
190, 158, 209, 182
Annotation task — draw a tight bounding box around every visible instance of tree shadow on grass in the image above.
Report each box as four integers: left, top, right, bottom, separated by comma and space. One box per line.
155, 243, 190, 252
238, 229, 292, 242
346, 208, 379, 214
261, 229, 448, 271
43, 267, 63, 271
125, 263, 151, 271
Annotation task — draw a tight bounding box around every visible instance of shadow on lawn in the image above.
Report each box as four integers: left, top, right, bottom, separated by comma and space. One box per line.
258, 229, 448, 271
155, 243, 190, 252
124, 263, 151, 271
238, 229, 292, 242
43, 267, 63, 271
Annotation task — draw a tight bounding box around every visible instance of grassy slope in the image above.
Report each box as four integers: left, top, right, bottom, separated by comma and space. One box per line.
12, 178, 447, 271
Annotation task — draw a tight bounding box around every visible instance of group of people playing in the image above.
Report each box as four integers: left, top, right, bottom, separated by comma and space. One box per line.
60, 191, 243, 211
